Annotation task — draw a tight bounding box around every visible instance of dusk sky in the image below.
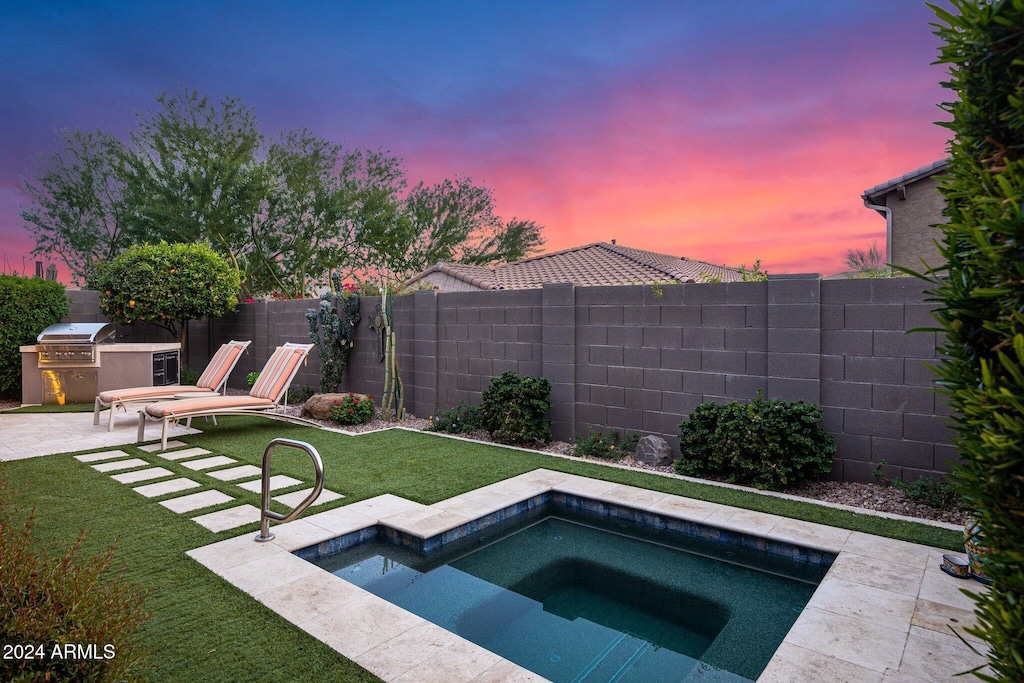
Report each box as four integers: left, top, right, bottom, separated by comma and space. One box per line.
1, 1, 953, 280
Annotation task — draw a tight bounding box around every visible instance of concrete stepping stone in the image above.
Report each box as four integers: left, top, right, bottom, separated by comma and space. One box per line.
92, 458, 149, 472
181, 456, 236, 471
111, 466, 173, 484
207, 465, 261, 481
153, 446, 211, 461
133, 478, 201, 498
160, 490, 234, 514
238, 475, 302, 493
139, 440, 186, 453
192, 504, 261, 532
75, 449, 130, 463
273, 488, 344, 508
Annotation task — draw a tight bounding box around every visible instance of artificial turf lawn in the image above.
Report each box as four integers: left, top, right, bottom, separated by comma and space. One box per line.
3, 416, 963, 682
8, 403, 95, 413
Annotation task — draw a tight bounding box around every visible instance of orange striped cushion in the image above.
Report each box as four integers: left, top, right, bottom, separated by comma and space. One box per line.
250, 346, 306, 400
99, 386, 214, 403
196, 341, 247, 389
145, 395, 274, 418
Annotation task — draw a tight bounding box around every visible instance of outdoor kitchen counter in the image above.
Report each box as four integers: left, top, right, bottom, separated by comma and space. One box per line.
20, 342, 181, 406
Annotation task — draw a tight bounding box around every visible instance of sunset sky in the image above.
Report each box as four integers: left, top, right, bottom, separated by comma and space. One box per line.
1, 1, 953, 280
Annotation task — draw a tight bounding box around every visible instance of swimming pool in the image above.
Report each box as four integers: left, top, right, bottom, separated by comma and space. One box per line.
304, 496, 833, 682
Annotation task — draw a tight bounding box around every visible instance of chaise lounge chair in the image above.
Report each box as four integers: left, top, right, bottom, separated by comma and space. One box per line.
94, 340, 252, 431
137, 342, 317, 450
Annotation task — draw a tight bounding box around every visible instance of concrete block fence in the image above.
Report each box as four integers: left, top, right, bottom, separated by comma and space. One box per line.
65, 277, 955, 483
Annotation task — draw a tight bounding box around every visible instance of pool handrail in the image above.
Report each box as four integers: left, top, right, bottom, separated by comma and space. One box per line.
254, 438, 324, 542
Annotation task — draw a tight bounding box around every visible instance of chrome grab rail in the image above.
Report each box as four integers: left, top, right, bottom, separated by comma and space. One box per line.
254, 438, 324, 542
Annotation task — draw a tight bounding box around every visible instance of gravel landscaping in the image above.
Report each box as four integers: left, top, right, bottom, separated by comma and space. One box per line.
280, 404, 969, 526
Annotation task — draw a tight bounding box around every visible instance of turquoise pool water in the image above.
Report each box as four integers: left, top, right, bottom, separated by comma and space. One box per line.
312, 507, 827, 682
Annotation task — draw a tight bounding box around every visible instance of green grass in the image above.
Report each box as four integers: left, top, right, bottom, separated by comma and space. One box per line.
3, 416, 963, 682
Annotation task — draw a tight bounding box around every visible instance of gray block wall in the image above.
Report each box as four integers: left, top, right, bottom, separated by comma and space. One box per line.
69, 276, 955, 483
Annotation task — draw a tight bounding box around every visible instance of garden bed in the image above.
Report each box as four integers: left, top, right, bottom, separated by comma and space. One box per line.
279, 402, 969, 526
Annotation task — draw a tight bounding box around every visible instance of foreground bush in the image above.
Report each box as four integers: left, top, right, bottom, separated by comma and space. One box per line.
480, 372, 552, 446
0, 470, 149, 682
675, 395, 835, 490
0, 275, 69, 398
926, 2, 1024, 679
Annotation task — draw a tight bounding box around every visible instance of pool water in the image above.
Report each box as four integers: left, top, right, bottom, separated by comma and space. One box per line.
313, 511, 825, 682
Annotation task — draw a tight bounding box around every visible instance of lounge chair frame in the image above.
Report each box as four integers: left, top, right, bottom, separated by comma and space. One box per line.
137, 342, 317, 450
93, 340, 252, 431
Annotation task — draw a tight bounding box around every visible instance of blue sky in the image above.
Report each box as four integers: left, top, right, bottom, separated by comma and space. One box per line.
1, 1, 952, 277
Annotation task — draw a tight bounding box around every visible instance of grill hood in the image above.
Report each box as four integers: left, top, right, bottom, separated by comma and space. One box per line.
37, 322, 117, 344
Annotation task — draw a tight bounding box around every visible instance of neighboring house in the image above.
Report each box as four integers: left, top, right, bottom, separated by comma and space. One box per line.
403, 241, 745, 292
861, 159, 950, 272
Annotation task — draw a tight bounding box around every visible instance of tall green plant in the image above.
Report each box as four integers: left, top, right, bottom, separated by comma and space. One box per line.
0, 275, 69, 397
379, 285, 404, 421
925, 1, 1024, 679
306, 275, 360, 394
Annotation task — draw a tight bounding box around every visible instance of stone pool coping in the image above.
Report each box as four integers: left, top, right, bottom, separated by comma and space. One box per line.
187, 468, 990, 682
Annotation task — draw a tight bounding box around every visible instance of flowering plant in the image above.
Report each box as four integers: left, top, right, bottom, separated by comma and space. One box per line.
330, 392, 375, 425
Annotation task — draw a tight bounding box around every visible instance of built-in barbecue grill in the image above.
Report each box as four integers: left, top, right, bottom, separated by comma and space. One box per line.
23, 323, 180, 406
36, 322, 117, 367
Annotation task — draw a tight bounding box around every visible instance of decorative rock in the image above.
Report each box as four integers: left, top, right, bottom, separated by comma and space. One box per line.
300, 393, 370, 420
633, 435, 673, 467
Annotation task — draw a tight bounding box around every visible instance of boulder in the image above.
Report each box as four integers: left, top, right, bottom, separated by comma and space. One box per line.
633, 435, 673, 467
300, 393, 371, 420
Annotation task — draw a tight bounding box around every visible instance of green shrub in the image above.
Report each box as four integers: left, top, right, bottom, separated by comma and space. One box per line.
0, 469, 149, 682
873, 462, 962, 510
246, 371, 260, 388
480, 372, 552, 446
286, 384, 315, 405
330, 393, 374, 425
0, 275, 69, 398
179, 366, 200, 386
427, 401, 485, 434
675, 394, 835, 490
925, 3, 1024, 677
573, 428, 639, 460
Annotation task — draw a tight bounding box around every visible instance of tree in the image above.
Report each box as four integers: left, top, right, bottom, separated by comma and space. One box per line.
925, 1, 1024, 680
87, 242, 239, 354
122, 88, 271, 295
20, 129, 132, 285
844, 241, 893, 278
359, 176, 546, 284
20, 87, 546, 297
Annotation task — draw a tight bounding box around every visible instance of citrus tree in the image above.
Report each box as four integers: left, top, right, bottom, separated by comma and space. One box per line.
87, 242, 239, 353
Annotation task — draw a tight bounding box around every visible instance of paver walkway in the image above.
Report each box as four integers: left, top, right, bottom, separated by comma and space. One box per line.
68, 441, 345, 535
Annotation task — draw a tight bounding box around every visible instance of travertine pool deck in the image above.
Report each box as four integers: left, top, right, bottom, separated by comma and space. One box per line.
0, 410, 197, 461
189, 468, 989, 683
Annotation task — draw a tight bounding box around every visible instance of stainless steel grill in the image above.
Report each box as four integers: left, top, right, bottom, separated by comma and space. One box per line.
36, 322, 116, 367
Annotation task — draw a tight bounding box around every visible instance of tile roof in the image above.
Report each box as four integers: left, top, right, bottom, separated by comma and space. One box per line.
862, 159, 950, 200
406, 242, 745, 290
